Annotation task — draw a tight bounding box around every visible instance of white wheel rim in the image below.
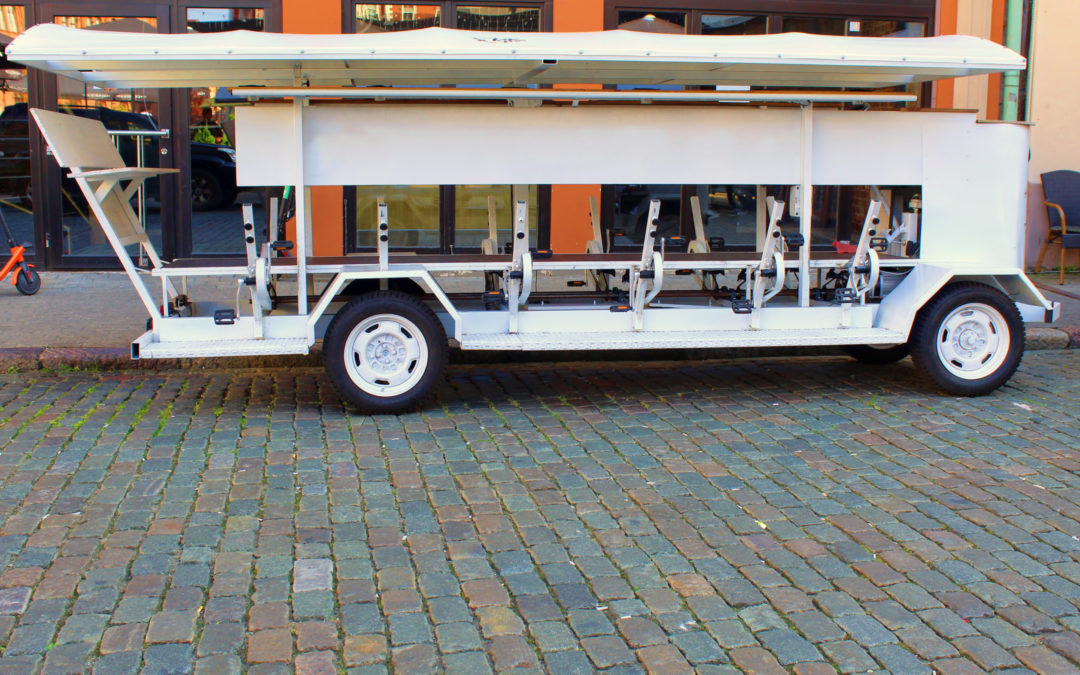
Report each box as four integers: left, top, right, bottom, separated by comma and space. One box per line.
343, 314, 429, 397
936, 303, 1010, 380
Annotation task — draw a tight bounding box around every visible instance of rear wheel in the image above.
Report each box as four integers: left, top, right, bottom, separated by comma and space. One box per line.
324, 291, 447, 413
15, 266, 40, 295
845, 343, 909, 364
909, 282, 1023, 396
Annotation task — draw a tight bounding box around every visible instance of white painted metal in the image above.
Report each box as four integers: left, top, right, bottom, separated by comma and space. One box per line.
242, 203, 257, 265
293, 98, 308, 315
235, 87, 916, 105
799, 105, 813, 307
131, 331, 309, 359
8, 25, 1026, 90
343, 313, 429, 396
459, 327, 905, 351
377, 203, 389, 270
935, 303, 1011, 379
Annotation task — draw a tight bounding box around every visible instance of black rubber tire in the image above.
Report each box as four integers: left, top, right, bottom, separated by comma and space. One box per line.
324, 291, 448, 413
845, 343, 910, 365
14, 267, 40, 295
909, 282, 1024, 396
191, 169, 223, 211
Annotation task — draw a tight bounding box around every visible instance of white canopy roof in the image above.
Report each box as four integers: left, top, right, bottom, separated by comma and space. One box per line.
7, 24, 1024, 90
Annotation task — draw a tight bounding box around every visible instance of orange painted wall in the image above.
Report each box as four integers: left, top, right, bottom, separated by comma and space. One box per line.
548, 0, 605, 253
986, 0, 1005, 120
283, 0, 343, 255
936, 0, 958, 108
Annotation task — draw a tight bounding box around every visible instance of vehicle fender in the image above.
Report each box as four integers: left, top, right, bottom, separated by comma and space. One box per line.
876, 267, 1059, 338
953, 273, 1058, 323
874, 264, 952, 339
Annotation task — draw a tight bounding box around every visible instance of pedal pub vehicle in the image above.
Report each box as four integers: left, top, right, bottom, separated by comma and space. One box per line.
7, 24, 1058, 412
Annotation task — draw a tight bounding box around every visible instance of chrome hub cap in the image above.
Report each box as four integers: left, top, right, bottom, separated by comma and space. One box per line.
936, 303, 1009, 380
344, 314, 428, 396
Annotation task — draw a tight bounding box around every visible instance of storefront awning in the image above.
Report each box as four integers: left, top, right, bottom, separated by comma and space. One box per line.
6, 24, 1025, 90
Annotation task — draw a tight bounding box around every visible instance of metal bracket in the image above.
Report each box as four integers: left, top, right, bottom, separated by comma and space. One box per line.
377, 202, 389, 271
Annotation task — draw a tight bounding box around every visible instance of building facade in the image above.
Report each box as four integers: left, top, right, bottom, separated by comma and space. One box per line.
0, 0, 1055, 270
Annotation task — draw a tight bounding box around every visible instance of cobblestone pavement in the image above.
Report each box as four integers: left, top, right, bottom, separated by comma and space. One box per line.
1, 352, 1080, 674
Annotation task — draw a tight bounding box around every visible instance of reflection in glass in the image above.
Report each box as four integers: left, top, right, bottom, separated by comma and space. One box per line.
612, 184, 681, 248
454, 185, 537, 250
356, 186, 440, 249
355, 4, 441, 32
188, 8, 266, 254
0, 5, 30, 254
781, 16, 845, 35
457, 6, 540, 32
187, 7, 264, 31
689, 185, 757, 249
617, 11, 685, 33
849, 21, 924, 38
701, 15, 765, 36
53, 16, 163, 259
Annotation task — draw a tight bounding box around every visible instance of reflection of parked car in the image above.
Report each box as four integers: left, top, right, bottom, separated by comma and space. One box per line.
0, 103, 238, 211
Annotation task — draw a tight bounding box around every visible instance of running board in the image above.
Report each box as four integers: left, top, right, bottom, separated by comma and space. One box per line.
459, 328, 906, 351
131, 332, 310, 359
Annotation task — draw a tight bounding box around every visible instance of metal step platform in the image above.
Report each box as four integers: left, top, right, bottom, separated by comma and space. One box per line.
131, 333, 310, 360
459, 328, 906, 351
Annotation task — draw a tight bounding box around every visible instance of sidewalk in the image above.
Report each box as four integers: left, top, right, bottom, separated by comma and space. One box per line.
1, 269, 1078, 370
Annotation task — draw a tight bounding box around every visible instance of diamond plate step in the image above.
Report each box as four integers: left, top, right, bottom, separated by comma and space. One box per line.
132, 333, 310, 359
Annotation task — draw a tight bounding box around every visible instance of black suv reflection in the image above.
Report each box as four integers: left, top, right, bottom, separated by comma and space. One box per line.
0, 103, 238, 211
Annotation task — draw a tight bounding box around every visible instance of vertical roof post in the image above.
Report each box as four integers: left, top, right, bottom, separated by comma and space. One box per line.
799, 102, 813, 307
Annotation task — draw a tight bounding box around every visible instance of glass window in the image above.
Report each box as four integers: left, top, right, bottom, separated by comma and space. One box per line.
0, 5, 31, 255
611, 184, 681, 248
355, 185, 441, 249
187, 7, 264, 31
187, 9, 266, 255
617, 11, 685, 33
457, 6, 540, 32
781, 16, 845, 35
355, 4, 441, 32
849, 20, 925, 38
53, 15, 163, 260
454, 185, 537, 250
701, 14, 765, 36
691, 185, 757, 249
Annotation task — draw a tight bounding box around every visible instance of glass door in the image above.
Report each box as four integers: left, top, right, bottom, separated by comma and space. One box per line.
184, 6, 271, 256
0, 4, 33, 264
36, 3, 174, 269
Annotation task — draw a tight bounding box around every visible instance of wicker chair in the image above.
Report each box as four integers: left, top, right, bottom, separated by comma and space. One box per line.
1036, 170, 1080, 284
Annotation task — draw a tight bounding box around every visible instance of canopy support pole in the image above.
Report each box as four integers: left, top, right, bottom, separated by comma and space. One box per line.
799, 103, 814, 308
293, 96, 309, 315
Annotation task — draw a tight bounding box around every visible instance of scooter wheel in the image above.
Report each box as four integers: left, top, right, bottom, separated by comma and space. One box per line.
15, 267, 40, 295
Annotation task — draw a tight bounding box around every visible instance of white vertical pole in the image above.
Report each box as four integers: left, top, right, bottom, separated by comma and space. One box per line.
755, 185, 767, 251
293, 97, 308, 315
799, 104, 813, 307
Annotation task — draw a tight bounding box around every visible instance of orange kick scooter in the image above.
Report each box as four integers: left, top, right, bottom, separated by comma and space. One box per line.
0, 208, 40, 295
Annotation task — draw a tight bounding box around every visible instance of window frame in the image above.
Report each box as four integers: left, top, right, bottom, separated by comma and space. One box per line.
342, 0, 552, 254
344, 0, 554, 33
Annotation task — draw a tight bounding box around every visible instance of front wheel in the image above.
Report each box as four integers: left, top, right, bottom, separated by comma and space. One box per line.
15, 266, 40, 295
909, 282, 1024, 396
324, 291, 447, 413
